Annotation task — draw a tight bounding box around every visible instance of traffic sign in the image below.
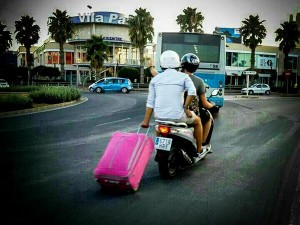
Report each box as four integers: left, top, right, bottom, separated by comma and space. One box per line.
283, 70, 291, 79
243, 71, 257, 75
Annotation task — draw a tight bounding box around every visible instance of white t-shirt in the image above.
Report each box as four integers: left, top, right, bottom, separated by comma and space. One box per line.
146, 69, 196, 120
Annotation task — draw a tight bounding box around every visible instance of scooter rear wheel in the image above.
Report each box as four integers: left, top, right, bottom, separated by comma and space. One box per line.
158, 148, 178, 179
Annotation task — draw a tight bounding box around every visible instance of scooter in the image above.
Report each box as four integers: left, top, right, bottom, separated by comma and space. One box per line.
154, 90, 218, 179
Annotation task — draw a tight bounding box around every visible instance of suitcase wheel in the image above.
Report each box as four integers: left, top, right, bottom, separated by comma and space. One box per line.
132, 186, 139, 192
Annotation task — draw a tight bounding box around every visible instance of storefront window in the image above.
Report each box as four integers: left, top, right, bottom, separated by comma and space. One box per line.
226, 52, 252, 68
287, 56, 298, 70
257, 55, 276, 69
226, 52, 232, 66
231, 52, 238, 67
66, 52, 74, 64
240, 53, 251, 67
46, 52, 59, 64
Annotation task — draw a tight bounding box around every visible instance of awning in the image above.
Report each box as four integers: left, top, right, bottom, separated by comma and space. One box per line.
258, 73, 271, 78
226, 70, 243, 76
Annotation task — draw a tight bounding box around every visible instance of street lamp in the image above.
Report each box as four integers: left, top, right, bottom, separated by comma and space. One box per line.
87, 5, 93, 37
87, 5, 93, 82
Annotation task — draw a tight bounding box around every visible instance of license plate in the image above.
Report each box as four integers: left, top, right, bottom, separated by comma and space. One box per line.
155, 137, 173, 151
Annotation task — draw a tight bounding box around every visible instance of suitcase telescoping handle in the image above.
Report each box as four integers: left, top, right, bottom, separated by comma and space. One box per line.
137, 125, 151, 136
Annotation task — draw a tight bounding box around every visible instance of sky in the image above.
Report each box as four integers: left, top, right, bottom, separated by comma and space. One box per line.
0, 0, 299, 50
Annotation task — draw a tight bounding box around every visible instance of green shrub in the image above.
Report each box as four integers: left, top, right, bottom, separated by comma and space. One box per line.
0, 86, 81, 112
0, 94, 33, 112
118, 67, 140, 82
0, 86, 41, 92
29, 86, 81, 104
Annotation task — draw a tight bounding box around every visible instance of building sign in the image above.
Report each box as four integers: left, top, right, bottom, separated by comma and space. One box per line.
213, 27, 241, 43
257, 55, 276, 70
103, 37, 123, 41
243, 71, 257, 75
71, 11, 128, 25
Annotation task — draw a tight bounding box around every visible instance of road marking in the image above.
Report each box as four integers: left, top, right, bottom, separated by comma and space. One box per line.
72, 159, 91, 167
96, 118, 131, 127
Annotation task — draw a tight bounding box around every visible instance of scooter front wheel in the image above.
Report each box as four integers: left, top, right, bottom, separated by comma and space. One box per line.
158, 148, 178, 179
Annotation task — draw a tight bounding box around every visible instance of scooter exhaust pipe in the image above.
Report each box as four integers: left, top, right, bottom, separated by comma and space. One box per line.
181, 149, 192, 164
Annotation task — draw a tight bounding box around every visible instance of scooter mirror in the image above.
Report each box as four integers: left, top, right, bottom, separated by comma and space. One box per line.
211, 90, 219, 96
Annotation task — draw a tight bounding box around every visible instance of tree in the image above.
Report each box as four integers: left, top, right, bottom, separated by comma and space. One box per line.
16, 66, 29, 82
31, 65, 60, 81
86, 35, 109, 77
0, 22, 12, 56
118, 67, 140, 83
239, 15, 266, 83
275, 20, 300, 70
15, 15, 40, 67
128, 7, 154, 84
48, 9, 74, 78
176, 7, 204, 33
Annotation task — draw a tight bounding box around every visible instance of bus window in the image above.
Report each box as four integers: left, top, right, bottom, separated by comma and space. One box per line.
155, 32, 226, 107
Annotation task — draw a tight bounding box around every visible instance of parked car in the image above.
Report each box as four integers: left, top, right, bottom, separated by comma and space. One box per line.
0, 79, 9, 88
89, 77, 133, 94
241, 83, 271, 95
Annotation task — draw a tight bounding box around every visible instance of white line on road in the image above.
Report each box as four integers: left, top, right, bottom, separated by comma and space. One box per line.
72, 159, 91, 167
96, 118, 131, 127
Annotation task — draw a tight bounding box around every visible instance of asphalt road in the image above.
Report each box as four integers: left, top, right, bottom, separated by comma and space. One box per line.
0, 92, 299, 225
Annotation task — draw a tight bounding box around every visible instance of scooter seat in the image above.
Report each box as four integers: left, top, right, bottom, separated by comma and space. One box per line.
155, 120, 188, 128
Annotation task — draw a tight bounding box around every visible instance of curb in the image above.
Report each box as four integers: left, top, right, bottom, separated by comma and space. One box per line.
0, 97, 88, 118
235, 95, 260, 99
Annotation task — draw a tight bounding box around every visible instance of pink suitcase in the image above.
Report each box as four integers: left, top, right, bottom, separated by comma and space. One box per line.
93, 127, 154, 191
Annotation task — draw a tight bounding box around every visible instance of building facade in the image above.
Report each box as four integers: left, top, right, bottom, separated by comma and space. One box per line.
214, 26, 300, 90
15, 11, 299, 89
27, 11, 154, 85
225, 43, 300, 90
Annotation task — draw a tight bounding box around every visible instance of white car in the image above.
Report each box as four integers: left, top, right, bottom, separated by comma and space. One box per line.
241, 84, 271, 95
0, 79, 9, 88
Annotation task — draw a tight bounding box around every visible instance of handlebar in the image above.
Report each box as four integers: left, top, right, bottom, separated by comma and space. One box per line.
208, 105, 220, 114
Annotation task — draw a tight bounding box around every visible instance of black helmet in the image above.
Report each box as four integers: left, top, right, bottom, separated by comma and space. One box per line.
181, 53, 200, 73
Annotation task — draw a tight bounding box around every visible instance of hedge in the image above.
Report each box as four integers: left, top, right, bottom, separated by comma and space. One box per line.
29, 86, 81, 104
0, 94, 33, 112
0, 86, 81, 112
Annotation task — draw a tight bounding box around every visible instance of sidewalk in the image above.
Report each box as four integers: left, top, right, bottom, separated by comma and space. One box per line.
132, 86, 300, 98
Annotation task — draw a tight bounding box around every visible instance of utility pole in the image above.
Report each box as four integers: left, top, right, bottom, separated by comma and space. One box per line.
87, 5, 93, 83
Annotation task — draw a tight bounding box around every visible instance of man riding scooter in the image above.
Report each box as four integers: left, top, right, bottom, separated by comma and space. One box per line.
141, 50, 207, 160
147, 52, 216, 156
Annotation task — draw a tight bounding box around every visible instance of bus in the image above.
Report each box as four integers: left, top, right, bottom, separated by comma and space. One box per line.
155, 32, 226, 107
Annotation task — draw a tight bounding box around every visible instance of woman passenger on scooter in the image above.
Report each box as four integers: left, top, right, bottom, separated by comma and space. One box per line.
180, 53, 215, 153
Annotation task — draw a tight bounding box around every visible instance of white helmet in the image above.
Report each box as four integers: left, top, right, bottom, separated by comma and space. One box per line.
160, 50, 180, 69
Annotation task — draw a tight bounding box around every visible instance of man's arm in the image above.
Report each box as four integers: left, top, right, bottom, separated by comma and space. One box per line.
141, 80, 155, 128
200, 93, 215, 108
185, 76, 196, 96
147, 58, 158, 76
141, 107, 153, 128
184, 95, 194, 118
183, 76, 196, 117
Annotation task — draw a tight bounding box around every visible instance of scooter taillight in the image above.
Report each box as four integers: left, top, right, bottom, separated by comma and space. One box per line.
158, 125, 170, 135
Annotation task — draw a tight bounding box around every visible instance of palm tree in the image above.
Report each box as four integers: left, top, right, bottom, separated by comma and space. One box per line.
239, 15, 267, 75
48, 9, 74, 78
86, 35, 109, 78
176, 7, 204, 33
0, 22, 12, 56
275, 20, 300, 70
15, 15, 40, 67
128, 7, 154, 84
